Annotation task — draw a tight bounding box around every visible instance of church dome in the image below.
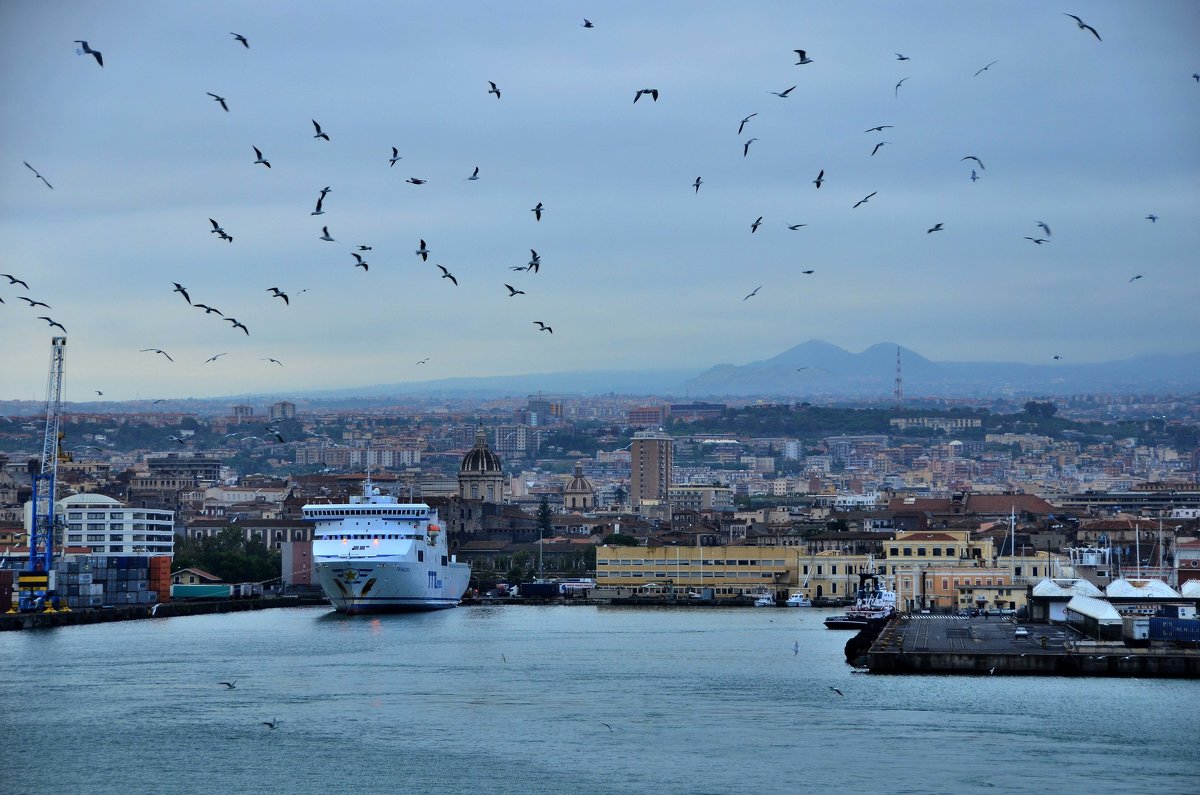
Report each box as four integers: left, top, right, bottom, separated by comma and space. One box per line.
564, 464, 594, 495
460, 427, 503, 473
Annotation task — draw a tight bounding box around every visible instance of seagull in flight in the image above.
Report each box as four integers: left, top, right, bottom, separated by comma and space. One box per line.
800, 269, 815, 275
2, 273, 28, 288
743, 138, 758, 157
169, 435, 187, 446
692, 176, 702, 193
793, 49, 813, 65
582, 19, 594, 28
1128, 274, 1143, 283
74, 41, 103, 67
416, 357, 430, 365
311, 191, 327, 216
415, 239, 429, 261
528, 249, 541, 269
531, 202, 544, 221
194, 303, 222, 315
219, 680, 237, 689
488, 81, 501, 98
206, 92, 229, 112
406, 177, 426, 185
141, 348, 174, 362
870, 141, 890, 156
319, 226, 335, 242
812, 169, 824, 189
743, 285, 762, 301
312, 119, 331, 141
633, 88, 659, 102
853, 191, 877, 208
1024, 237, 1049, 245
467, 166, 480, 181
270, 288, 290, 304
436, 264, 458, 285
894, 77, 909, 97
262, 718, 280, 730
263, 358, 283, 366
864, 125, 892, 133
357, 245, 372, 251
750, 216, 763, 233
600, 722, 613, 732
225, 318, 249, 335
895, 53, 910, 61
738, 113, 757, 135
203, 353, 228, 364
1037, 221, 1052, 237
171, 282, 191, 303
1064, 13, 1101, 41
504, 284, 526, 297
231, 32, 249, 48
786, 224, 807, 230
961, 155, 985, 170
388, 147, 402, 167
351, 253, 368, 271
974, 60, 999, 77
23, 162, 53, 189
829, 687, 844, 696
1145, 214, 1158, 223
38, 317, 67, 332
1052, 355, 1062, 360
18, 297, 51, 308
208, 218, 227, 236
252, 146, 270, 168
970, 169, 979, 182
533, 321, 553, 333
769, 85, 796, 98
927, 223, 944, 234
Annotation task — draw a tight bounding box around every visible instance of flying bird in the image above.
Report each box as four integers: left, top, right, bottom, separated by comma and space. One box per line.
219, 680, 237, 689
270, 431, 286, 443
600, 722, 613, 732
467, 166, 480, 181
1024, 237, 1049, 245
488, 81, 501, 98
974, 60, 999, 77
94, 391, 103, 396
357, 245, 372, 251
692, 176, 702, 193
206, 92, 229, 112
1052, 355, 1062, 360
738, 113, 757, 135
225, 318, 249, 335
633, 88, 659, 102
406, 177, 426, 185
750, 216, 763, 233
168, 435, 187, 446
416, 357, 430, 365
208, 218, 226, 236
531, 202, 544, 221
1193, 73, 1199, 82
311, 119, 330, 141
311, 192, 326, 216
742, 138, 759, 157
864, 125, 892, 133
853, 191, 877, 208
504, 284, 525, 297
534, 321, 553, 333
18, 297, 51, 308
1037, 221, 1052, 237
794, 49, 813, 65
38, 317, 67, 332
194, 303, 222, 315
271, 289, 290, 304
351, 253, 368, 271
231, 32, 249, 48
1064, 13, 1101, 41
263, 358, 283, 366
74, 41, 103, 67
582, 19, 594, 28
203, 353, 228, 364
769, 85, 796, 98
320, 226, 335, 242
829, 687, 844, 696
970, 170, 979, 182
262, 718, 280, 730
415, 239, 429, 260
895, 53, 910, 61
23, 162, 53, 189
961, 155, 985, 170
140, 348, 174, 362
389, 147, 401, 167
870, 141, 890, 156
812, 169, 824, 189
436, 264, 458, 285
800, 270, 814, 275
927, 223, 943, 234
786, 224, 807, 230
1128, 274, 1143, 283
894, 77, 909, 97
528, 250, 541, 272
743, 285, 762, 301
252, 146, 270, 168
1145, 214, 1158, 223
217, 230, 233, 243
794, 641, 800, 655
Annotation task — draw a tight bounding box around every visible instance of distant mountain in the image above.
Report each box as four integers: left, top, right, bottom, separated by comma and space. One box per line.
293, 368, 703, 400
681, 341, 1200, 398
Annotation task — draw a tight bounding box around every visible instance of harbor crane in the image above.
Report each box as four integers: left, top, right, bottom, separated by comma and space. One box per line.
15, 337, 67, 612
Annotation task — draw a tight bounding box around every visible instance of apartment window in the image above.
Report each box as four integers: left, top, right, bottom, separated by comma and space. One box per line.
903, 547, 912, 557
87, 512, 105, 520
816, 566, 823, 575
942, 578, 949, 590
932, 548, 942, 557
947, 548, 956, 557
87, 524, 105, 531
918, 547, 927, 557
86, 534, 104, 542
831, 565, 837, 575
890, 547, 899, 557
68, 534, 82, 543
110, 512, 124, 519
68, 512, 82, 520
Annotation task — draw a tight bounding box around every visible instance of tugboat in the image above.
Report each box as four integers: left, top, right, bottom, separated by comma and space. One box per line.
824, 565, 896, 630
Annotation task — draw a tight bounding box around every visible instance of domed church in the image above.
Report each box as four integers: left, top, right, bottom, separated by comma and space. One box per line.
458, 426, 505, 503
563, 463, 596, 511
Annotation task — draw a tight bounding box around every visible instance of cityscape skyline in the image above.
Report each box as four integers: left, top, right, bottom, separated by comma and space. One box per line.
2, 1, 1198, 402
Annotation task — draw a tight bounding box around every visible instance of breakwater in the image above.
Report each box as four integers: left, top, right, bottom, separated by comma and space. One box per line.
0, 595, 329, 631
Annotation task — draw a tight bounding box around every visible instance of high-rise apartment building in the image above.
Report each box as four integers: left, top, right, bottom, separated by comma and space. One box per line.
630, 430, 673, 508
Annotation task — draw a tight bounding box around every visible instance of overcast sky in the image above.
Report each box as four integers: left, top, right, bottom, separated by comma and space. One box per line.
1, 1, 1197, 402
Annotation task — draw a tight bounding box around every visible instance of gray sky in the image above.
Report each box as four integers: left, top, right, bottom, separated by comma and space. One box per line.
2, 1, 1198, 401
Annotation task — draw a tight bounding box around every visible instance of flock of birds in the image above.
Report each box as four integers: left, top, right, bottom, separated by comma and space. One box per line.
5, 11, 1189, 398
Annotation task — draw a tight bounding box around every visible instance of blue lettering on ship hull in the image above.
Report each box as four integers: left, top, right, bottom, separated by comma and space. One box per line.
427, 570, 444, 590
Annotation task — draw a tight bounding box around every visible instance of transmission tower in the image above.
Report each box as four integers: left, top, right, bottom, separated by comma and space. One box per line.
893, 346, 904, 409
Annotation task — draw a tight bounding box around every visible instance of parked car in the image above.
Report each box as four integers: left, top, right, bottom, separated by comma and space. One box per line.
1013, 627, 1029, 638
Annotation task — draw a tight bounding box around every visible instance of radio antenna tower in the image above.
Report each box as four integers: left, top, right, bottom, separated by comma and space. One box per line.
893, 346, 903, 408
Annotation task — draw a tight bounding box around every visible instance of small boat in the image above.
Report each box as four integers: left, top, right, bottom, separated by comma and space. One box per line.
824, 563, 896, 630
785, 592, 813, 607
753, 593, 775, 607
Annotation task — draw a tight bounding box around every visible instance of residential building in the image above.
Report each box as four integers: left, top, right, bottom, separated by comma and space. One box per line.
631, 430, 673, 509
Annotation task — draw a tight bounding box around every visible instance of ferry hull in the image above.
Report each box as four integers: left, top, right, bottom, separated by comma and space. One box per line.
314, 559, 471, 614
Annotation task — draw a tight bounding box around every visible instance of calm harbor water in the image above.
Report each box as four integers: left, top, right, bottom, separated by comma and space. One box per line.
0, 605, 1196, 795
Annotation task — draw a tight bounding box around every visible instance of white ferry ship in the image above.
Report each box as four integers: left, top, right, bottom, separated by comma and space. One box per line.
305, 485, 470, 613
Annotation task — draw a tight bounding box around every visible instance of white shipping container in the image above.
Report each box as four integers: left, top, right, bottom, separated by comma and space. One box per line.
79, 573, 93, 585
